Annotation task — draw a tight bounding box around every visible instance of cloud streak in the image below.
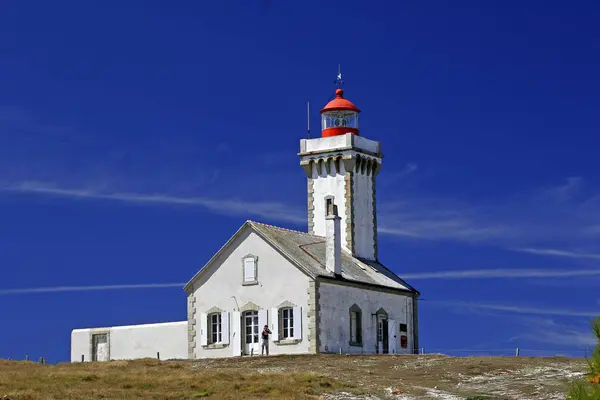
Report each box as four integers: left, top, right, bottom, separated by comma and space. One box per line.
402, 268, 600, 280
1, 181, 306, 224
429, 300, 599, 317
0, 283, 185, 295
509, 317, 597, 347
514, 248, 600, 260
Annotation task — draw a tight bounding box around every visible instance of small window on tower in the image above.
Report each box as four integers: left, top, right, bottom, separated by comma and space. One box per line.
325, 197, 334, 216
399, 323, 408, 333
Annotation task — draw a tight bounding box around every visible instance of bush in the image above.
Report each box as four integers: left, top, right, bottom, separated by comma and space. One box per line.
567, 317, 600, 400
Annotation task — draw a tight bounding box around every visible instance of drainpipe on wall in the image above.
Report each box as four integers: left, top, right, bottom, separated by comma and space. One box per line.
412, 293, 419, 355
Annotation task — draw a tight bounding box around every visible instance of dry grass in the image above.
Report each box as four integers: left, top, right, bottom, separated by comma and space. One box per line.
0, 354, 589, 399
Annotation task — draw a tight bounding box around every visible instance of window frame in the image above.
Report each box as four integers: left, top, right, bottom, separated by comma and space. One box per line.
280, 307, 295, 339
348, 304, 363, 347
208, 312, 222, 344
241, 254, 258, 286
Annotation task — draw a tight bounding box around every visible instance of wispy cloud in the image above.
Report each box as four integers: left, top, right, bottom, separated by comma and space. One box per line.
1, 181, 306, 224
428, 300, 599, 317
514, 248, 600, 260
0, 283, 185, 295
378, 177, 600, 256
383, 163, 418, 185
509, 317, 597, 347
402, 268, 600, 280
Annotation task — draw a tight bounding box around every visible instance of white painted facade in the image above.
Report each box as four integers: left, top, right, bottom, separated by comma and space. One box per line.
299, 133, 382, 261
188, 229, 311, 359
318, 282, 415, 355
71, 321, 188, 362
311, 160, 348, 249
70, 89, 420, 363
352, 165, 375, 260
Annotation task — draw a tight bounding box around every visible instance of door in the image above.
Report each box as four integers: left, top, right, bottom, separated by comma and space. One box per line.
243, 311, 259, 355
377, 317, 389, 354
92, 333, 109, 362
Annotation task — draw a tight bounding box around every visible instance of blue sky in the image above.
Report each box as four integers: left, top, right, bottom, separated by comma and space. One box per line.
1, 0, 599, 362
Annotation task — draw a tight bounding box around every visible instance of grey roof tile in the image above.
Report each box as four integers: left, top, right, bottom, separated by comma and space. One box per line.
249, 221, 418, 293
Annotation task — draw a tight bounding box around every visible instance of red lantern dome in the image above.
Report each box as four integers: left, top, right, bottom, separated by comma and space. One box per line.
320, 89, 361, 137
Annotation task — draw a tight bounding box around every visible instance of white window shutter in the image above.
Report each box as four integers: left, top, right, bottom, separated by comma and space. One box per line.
199, 312, 208, 346
258, 309, 268, 334
231, 311, 241, 356
221, 312, 230, 345
244, 258, 255, 281
271, 308, 279, 340
293, 306, 302, 340
388, 319, 397, 354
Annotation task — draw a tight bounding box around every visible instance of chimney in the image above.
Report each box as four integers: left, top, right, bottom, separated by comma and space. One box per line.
325, 200, 342, 276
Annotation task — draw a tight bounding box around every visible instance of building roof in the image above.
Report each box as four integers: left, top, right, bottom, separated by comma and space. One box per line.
320, 88, 361, 114
184, 220, 419, 295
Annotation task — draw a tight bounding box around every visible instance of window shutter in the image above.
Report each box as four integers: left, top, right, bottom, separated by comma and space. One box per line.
231, 311, 241, 356
271, 308, 279, 340
199, 312, 208, 346
258, 309, 268, 335
244, 258, 255, 281
388, 319, 397, 354
221, 312, 230, 345
293, 306, 302, 340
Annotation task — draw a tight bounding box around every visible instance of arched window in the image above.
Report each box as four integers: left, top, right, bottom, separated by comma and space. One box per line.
349, 304, 362, 346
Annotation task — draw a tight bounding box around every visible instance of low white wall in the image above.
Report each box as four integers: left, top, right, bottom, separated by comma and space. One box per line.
70, 321, 188, 362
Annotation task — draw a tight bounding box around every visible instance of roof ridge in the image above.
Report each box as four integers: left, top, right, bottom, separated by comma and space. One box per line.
247, 220, 318, 237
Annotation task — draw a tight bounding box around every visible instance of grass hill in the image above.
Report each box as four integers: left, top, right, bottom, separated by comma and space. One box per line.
0, 354, 588, 399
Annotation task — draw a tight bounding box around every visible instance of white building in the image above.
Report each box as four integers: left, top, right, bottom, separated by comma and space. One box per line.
71, 86, 420, 362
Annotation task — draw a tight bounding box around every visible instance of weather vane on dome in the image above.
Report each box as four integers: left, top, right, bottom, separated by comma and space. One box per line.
334, 64, 344, 88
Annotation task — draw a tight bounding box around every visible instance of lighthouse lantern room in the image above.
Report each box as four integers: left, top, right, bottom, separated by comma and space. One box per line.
320, 88, 360, 137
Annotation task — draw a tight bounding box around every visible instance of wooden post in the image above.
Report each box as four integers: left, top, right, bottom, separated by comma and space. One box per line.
157, 352, 160, 360
81, 355, 85, 362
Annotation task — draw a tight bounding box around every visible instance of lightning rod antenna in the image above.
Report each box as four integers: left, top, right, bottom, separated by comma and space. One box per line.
307, 101, 311, 138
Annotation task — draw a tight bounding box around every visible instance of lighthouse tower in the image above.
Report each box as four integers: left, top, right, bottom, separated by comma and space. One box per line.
299, 87, 382, 261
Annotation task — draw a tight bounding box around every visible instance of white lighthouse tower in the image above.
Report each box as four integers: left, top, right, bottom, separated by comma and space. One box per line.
299, 86, 382, 261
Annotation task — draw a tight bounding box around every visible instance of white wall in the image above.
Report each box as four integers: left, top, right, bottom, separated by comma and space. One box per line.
190, 229, 312, 359
70, 321, 188, 362
352, 170, 375, 260
311, 160, 348, 247
71, 329, 91, 362
318, 282, 415, 355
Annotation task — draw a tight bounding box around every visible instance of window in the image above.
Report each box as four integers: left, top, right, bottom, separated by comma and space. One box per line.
242, 255, 257, 284
280, 307, 294, 339
209, 313, 222, 344
349, 304, 362, 346
399, 323, 407, 333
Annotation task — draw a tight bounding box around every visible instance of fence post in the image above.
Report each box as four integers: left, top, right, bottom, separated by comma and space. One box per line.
157, 352, 160, 360
515, 348, 520, 357
81, 355, 85, 362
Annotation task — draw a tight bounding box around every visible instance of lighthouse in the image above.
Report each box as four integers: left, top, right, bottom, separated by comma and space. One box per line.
299, 86, 382, 261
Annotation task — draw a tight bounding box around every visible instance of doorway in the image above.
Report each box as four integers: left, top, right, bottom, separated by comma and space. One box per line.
243, 311, 259, 355
376, 309, 389, 354
92, 333, 109, 362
